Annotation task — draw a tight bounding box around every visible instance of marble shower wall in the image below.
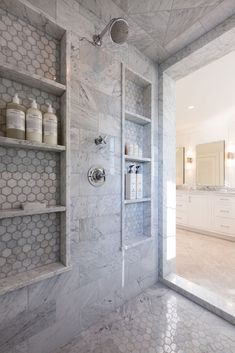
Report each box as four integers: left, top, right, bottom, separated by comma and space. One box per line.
0, 1, 158, 353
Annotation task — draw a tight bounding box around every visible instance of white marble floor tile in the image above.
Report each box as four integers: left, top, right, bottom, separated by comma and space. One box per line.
53, 283, 235, 353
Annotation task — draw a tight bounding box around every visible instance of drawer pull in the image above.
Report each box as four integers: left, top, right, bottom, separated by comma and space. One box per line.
220, 210, 229, 213
220, 225, 230, 229
176, 217, 182, 220
220, 198, 229, 201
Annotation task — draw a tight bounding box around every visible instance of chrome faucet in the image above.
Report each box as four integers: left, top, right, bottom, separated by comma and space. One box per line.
95, 135, 107, 145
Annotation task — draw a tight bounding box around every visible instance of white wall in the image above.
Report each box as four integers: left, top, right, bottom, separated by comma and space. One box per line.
176, 117, 235, 187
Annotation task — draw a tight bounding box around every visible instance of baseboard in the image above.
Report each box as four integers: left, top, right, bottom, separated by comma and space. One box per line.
177, 225, 235, 242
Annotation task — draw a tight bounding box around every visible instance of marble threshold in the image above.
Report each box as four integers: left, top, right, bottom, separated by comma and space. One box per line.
161, 273, 235, 325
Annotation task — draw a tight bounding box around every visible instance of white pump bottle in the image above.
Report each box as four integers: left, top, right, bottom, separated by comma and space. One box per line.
43, 103, 58, 145
26, 99, 42, 142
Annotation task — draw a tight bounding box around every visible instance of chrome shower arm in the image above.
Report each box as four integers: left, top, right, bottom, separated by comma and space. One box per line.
93, 18, 120, 46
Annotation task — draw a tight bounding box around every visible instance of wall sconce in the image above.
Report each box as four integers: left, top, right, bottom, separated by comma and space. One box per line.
227, 152, 235, 160
187, 157, 193, 163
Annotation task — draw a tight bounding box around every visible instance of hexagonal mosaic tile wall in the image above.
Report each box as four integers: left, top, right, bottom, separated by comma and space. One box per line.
124, 202, 151, 243
0, 146, 60, 209
125, 120, 151, 159
0, 213, 60, 278
0, 7, 60, 81
125, 79, 151, 118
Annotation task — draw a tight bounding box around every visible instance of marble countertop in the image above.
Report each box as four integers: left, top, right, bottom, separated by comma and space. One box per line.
176, 189, 235, 196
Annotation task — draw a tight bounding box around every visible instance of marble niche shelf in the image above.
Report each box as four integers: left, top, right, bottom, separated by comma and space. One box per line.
0, 62, 66, 97
125, 110, 151, 125
125, 155, 151, 163
124, 198, 151, 205
0, 206, 66, 219
0, 137, 66, 152
0, 262, 71, 296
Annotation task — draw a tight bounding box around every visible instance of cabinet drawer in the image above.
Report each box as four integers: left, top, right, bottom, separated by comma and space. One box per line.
176, 201, 187, 210
214, 217, 235, 236
176, 193, 187, 202
214, 204, 235, 219
176, 210, 187, 225
214, 195, 235, 205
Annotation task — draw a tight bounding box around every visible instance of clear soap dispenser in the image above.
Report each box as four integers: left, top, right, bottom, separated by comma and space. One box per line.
125, 164, 136, 200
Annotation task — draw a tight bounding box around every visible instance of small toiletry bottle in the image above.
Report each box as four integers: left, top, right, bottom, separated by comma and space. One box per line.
26, 99, 42, 142
6, 93, 26, 139
126, 143, 134, 156
125, 164, 136, 200
43, 103, 58, 145
136, 165, 143, 199
133, 144, 139, 157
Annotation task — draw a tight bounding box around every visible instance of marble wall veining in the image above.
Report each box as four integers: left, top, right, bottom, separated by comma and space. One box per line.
0, 1, 158, 352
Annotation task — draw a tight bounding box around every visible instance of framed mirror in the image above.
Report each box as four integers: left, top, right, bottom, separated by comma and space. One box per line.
196, 141, 225, 186
176, 147, 185, 186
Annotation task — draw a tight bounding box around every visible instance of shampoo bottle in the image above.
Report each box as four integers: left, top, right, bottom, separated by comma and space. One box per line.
43, 103, 58, 145
6, 93, 26, 139
125, 164, 136, 200
26, 99, 42, 142
136, 165, 143, 199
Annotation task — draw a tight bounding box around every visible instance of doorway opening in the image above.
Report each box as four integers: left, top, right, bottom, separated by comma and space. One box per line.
159, 19, 235, 324
175, 51, 235, 303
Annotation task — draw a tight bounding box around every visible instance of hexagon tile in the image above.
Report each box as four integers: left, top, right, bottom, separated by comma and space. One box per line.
53, 284, 235, 353
0, 213, 60, 278
0, 7, 60, 81
0, 146, 60, 210
125, 79, 145, 117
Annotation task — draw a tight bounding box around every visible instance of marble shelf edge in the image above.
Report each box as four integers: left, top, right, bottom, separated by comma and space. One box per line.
125, 110, 151, 125
0, 62, 66, 97
0, 262, 72, 297
0, 137, 66, 152
124, 198, 151, 204
0, 206, 66, 219
125, 155, 151, 162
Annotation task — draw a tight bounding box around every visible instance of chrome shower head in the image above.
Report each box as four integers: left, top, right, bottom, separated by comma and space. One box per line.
93, 17, 129, 46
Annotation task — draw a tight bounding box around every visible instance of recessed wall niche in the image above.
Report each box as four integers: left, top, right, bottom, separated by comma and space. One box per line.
0, 1, 70, 295
122, 65, 153, 250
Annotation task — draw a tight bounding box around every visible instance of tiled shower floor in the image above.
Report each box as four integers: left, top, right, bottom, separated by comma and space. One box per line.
54, 284, 235, 353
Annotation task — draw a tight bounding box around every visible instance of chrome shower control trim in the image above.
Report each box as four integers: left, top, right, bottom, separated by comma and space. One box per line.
95, 135, 107, 145
88, 166, 106, 187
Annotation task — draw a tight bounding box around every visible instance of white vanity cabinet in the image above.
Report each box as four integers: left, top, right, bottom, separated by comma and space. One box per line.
176, 191, 235, 239
188, 194, 212, 230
